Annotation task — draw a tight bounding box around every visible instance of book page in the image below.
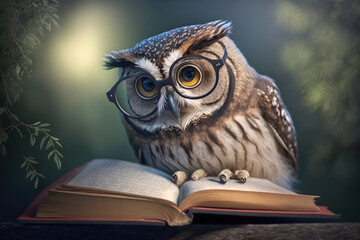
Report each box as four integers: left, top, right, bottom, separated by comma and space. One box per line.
178, 177, 294, 204
65, 159, 179, 204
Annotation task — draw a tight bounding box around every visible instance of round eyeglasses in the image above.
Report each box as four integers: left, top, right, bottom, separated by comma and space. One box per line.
106, 44, 228, 119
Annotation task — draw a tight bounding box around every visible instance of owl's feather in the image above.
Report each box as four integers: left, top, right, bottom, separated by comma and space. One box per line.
255, 75, 298, 171
105, 21, 298, 189
104, 20, 232, 71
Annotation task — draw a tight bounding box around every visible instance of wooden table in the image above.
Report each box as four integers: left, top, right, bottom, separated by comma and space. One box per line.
1, 221, 359, 240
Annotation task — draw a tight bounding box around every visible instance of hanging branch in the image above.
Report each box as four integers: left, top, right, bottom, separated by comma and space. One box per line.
0, 0, 62, 189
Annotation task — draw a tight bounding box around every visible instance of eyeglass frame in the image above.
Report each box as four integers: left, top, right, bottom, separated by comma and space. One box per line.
106, 43, 228, 119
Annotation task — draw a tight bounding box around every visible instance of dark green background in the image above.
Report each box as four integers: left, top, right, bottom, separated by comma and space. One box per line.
1, 0, 359, 222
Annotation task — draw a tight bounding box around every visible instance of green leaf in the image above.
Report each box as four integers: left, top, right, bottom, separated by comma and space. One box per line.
55, 150, 63, 158
39, 123, 50, 128
40, 135, 49, 150
54, 155, 62, 169
34, 127, 39, 136
16, 65, 20, 79
30, 174, 35, 181
30, 135, 36, 146
24, 55, 33, 65
55, 141, 63, 148
1, 145, 6, 156
26, 158, 38, 164
15, 127, 23, 139
46, 139, 53, 150
32, 122, 41, 126
0, 107, 4, 116
37, 172, 45, 178
26, 170, 33, 179
20, 160, 26, 168
48, 150, 55, 160
11, 113, 20, 122
50, 136, 59, 141
52, 18, 60, 29
34, 177, 39, 189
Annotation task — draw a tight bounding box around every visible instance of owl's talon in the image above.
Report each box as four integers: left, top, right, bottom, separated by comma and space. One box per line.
172, 171, 189, 187
218, 169, 233, 183
235, 170, 250, 183
191, 169, 208, 181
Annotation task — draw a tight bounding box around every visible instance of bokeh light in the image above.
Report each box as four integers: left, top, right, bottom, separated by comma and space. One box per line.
48, 2, 128, 84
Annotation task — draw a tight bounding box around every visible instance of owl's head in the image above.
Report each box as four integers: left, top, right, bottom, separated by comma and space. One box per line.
105, 20, 252, 134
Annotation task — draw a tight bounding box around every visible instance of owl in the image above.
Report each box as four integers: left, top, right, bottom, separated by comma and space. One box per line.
104, 20, 298, 189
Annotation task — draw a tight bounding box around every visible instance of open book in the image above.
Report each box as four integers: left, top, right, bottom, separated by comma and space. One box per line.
23, 159, 337, 226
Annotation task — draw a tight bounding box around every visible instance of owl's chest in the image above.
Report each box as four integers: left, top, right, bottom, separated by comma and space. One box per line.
138, 111, 285, 179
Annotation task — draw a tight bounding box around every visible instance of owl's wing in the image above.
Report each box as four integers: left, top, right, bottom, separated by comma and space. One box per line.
255, 75, 298, 171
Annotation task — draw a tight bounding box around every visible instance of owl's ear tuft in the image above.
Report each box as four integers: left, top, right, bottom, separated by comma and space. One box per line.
184, 20, 232, 53
103, 50, 136, 70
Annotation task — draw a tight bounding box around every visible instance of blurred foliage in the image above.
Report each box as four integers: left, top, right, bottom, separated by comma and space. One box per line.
277, 0, 360, 165
0, 0, 62, 188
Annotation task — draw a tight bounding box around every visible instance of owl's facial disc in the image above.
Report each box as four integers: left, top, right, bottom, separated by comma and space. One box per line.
120, 42, 229, 132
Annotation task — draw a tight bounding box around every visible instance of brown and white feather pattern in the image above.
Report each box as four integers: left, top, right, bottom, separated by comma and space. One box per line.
255, 76, 298, 171
104, 20, 231, 71
136, 108, 295, 189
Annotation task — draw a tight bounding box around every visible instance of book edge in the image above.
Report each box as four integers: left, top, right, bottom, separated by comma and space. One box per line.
17, 217, 166, 226
17, 163, 167, 226
188, 206, 341, 219
18, 167, 82, 221
179, 189, 319, 212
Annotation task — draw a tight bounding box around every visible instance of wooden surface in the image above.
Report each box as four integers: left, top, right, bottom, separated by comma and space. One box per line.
1, 221, 359, 240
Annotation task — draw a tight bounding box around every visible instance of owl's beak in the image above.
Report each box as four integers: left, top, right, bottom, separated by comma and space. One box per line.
167, 92, 180, 120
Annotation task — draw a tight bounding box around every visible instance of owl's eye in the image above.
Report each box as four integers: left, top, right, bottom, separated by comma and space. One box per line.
135, 77, 157, 99
178, 65, 202, 88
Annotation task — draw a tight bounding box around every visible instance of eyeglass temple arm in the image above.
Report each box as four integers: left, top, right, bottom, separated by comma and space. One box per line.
210, 43, 227, 71
221, 44, 228, 64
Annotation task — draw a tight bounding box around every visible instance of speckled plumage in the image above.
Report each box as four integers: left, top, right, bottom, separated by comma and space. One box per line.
105, 20, 231, 72
105, 20, 298, 189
